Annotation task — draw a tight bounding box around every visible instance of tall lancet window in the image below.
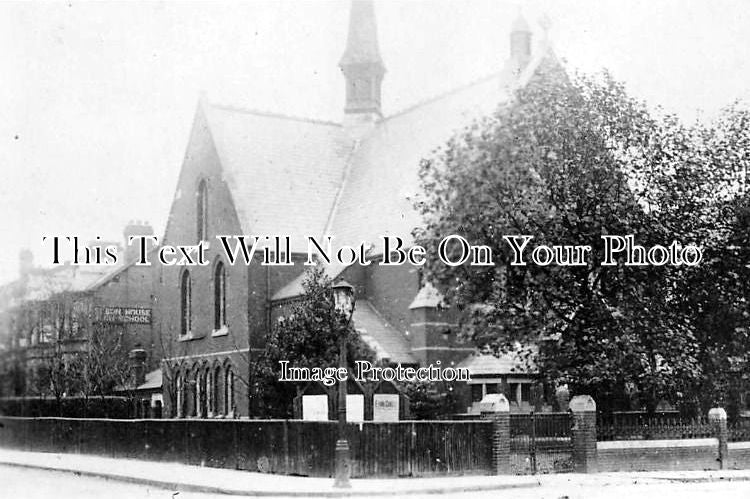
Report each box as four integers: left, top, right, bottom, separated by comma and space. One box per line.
180, 270, 192, 336
196, 179, 208, 242
214, 261, 227, 330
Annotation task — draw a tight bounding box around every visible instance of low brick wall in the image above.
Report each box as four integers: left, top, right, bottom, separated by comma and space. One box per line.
597, 438, 719, 472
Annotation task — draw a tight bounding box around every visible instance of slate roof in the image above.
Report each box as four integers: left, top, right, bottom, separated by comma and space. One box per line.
200, 47, 552, 260
353, 300, 416, 364
203, 105, 354, 252
136, 369, 163, 391
272, 261, 348, 302
223, 47, 555, 303
457, 346, 538, 376
327, 72, 512, 249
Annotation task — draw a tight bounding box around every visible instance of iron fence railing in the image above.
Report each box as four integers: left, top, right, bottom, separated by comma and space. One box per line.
597, 412, 714, 441
729, 419, 750, 442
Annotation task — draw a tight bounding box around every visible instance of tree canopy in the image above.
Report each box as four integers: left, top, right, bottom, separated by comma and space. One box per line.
251, 266, 374, 417
415, 61, 750, 415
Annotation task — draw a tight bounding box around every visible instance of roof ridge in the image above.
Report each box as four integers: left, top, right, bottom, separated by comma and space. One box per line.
208, 102, 342, 128
383, 71, 505, 122
321, 137, 361, 237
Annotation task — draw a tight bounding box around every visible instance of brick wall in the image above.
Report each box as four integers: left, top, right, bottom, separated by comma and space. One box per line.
157, 106, 255, 416
597, 439, 720, 472
92, 263, 158, 370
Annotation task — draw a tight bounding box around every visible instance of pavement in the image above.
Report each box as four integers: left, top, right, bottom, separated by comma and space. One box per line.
0, 449, 538, 497
2, 449, 750, 497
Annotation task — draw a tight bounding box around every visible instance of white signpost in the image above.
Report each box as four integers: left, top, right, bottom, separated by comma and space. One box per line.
302, 394, 329, 421
373, 394, 400, 422
346, 394, 365, 422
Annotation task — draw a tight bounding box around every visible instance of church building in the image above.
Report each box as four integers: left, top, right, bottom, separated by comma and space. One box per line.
157, 0, 561, 418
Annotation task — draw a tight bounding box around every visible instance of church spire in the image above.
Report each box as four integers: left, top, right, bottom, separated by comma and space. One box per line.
340, 0, 385, 125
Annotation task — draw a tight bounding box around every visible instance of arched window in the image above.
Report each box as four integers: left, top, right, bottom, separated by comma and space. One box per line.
180, 270, 192, 337
176, 373, 185, 418
214, 261, 227, 330
206, 368, 214, 417
213, 365, 222, 416
191, 369, 199, 417
196, 179, 208, 242
198, 368, 208, 418
224, 367, 234, 416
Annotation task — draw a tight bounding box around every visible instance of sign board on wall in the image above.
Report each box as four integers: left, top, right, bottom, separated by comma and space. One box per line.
373, 394, 400, 422
346, 394, 365, 422
302, 394, 329, 421
97, 307, 152, 324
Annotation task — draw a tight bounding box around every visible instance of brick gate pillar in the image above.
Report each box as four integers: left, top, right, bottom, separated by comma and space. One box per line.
570, 395, 597, 473
708, 407, 728, 469
480, 393, 510, 474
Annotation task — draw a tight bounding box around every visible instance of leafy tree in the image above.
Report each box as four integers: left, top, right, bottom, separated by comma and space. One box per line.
252, 266, 375, 417
416, 62, 750, 414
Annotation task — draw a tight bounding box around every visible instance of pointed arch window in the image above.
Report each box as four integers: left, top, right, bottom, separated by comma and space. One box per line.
212, 364, 222, 416
180, 270, 192, 337
197, 179, 208, 242
198, 368, 208, 418
224, 366, 234, 416
214, 261, 227, 330
176, 373, 185, 418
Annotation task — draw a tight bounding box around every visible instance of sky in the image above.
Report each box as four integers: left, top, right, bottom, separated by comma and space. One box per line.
0, 0, 748, 285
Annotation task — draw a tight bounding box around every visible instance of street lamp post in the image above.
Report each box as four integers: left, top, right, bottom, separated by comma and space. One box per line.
332, 280, 355, 488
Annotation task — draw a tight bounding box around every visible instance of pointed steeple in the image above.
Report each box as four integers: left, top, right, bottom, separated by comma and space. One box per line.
510, 13, 532, 73
339, 0, 385, 124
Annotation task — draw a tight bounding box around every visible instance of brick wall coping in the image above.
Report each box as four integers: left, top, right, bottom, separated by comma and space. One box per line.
728, 441, 750, 450
597, 438, 717, 450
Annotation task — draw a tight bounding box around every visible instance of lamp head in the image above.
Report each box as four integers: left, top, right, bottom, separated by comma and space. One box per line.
332, 280, 356, 321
